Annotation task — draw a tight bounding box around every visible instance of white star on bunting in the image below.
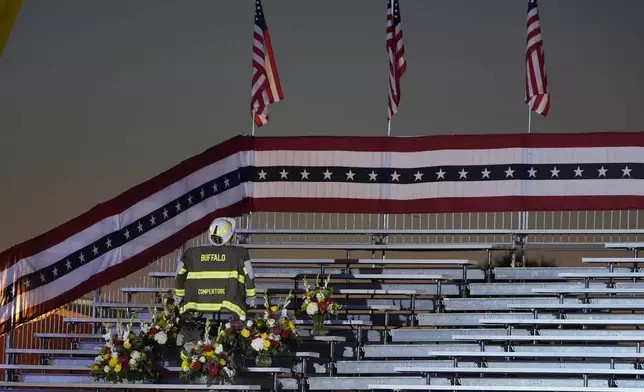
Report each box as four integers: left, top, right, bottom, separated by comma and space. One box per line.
300, 170, 310, 179
279, 169, 288, 179
368, 171, 378, 181
550, 167, 560, 178
481, 168, 491, 179
346, 170, 355, 180
622, 166, 632, 177
323, 169, 333, 180
258, 170, 267, 180
528, 167, 537, 178
574, 167, 584, 177
505, 167, 515, 178
436, 169, 445, 179
458, 169, 468, 179
414, 171, 424, 181
391, 171, 401, 182
598, 166, 607, 177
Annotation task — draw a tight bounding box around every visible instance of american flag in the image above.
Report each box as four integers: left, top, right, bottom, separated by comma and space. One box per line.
251, 0, 283, 127
386, 0, 406, 120
525, 0, 550, 116
2, 132, 644, 335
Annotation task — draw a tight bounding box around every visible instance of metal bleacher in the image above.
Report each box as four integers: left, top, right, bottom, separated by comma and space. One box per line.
8, 237, 644, 392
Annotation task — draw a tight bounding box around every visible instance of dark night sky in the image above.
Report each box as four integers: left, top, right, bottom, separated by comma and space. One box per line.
0, 0, 643, 249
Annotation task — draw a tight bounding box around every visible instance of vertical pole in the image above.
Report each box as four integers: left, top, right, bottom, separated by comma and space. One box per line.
251, 110, 256, 137
522, 108, 532, 259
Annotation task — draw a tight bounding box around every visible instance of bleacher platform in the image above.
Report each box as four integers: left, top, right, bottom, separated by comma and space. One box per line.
6, 240, 644, 392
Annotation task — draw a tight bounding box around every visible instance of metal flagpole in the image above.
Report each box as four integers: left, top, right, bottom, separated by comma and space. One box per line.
251, 110, 256, 137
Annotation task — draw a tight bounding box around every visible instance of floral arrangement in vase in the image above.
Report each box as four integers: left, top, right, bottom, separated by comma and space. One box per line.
301, 274, 342, 336
220, 292, 299, 367
179, 318, 236, 385
140, 296, 180, 360
90, 317, 153, 384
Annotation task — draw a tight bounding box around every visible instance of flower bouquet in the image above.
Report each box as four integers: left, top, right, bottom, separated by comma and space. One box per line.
90, 318, 153, 384
140, 297, 180, 361
180, 318, 236, 385
301, 274, 342, 336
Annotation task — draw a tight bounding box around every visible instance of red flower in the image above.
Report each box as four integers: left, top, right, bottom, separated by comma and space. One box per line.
203, 345, 212, 352
191, 362, 201, 371
310, 296, 318, 303
150, 328, 159, 335
119, 356, 129, 365
113, 338, 120, 345
281, 330, 291, 338
318, 301, 328, 312
104, 347, 111, 354
208, 366, 220, 376
272, 326, 282, 335
230, 328, 238, 335
327, 297, 333, 303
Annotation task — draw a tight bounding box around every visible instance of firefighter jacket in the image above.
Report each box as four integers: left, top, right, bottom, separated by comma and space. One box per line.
175, 245, 256, 317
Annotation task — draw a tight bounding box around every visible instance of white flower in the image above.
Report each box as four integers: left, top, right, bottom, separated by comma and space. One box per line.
263, 311, 269, 319
199, 356, 206, 363
204, 338, 212, 345
140, 324, 150, 334
268, 318, 276, 327
224, 367, 234, 377
102, 332, 111, 341
131, 351, 141, 360
214, 344, 223, 355
197, 340, 204, 346
306, 302, 319, 315
182, 365, 190, 372
153, 331, 168, 345
239, 315, 246, 321
192, 355, 199, 361
246, 320, 253, 328
280, 309, 288, 318
224, 322, 231, 329
316, 292, 325, 301
110, 352, 119, 359
270, 334, 280, 341
250, 337, 265, 352
129, 358, 137, 366
103, 365, 110, 373
94, 355, 104, 363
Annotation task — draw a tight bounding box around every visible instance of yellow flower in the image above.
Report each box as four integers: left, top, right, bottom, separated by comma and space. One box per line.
204, 351, 215, 358
263, 340, 271, 349
260, 333, 268, 339
288, 321, 295, 330
241, 329, 250, 338
123, 342, 132, 350
92, 365, 99, 371
141, 353, 147, 360
181, 360, 189, 368
114, 364, 122, 373
270, 305, 279, 312
219, 359, 226, 366
103, 354, 109, 361
220, 331, 226, 337
108, 358, 118, 368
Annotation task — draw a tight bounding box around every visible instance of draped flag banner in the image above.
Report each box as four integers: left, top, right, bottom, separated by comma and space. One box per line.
2, 131, 644, 335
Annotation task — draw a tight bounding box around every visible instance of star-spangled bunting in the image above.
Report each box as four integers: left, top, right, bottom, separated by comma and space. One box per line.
2, 132, 644, 336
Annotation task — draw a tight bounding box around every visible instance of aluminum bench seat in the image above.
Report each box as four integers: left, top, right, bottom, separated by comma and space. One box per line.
369, 386, 644, 392
417, 312, 537, 326
559, 272, 644, 279
307, 376, 425, 390
605, 243, 644, 250
582, 257, 644, 264
363, 345, 644, 358
494, 267, 627, 281
35, 333, 104, 339
336, 360, 476, 374
508, 303, 644, 310
264, 287, 419, 295
94, 301, 404, 312
0, 364, 89, 371
443, 297, 578, 311
479, 318, 644, 326
469, 283, 605, 296
251, 258, 474, 265
452, 334, 644, 342
532, 288, 644, 294
390, 329, 531, 342
6, 348, 99, 355
394, 366, 644, 375
0, 382, 261, 390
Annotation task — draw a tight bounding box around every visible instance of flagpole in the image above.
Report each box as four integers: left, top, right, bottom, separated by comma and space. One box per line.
251, 110, 256, 137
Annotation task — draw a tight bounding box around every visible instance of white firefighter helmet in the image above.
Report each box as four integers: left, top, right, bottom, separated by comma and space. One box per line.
208, 217, 236, 246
